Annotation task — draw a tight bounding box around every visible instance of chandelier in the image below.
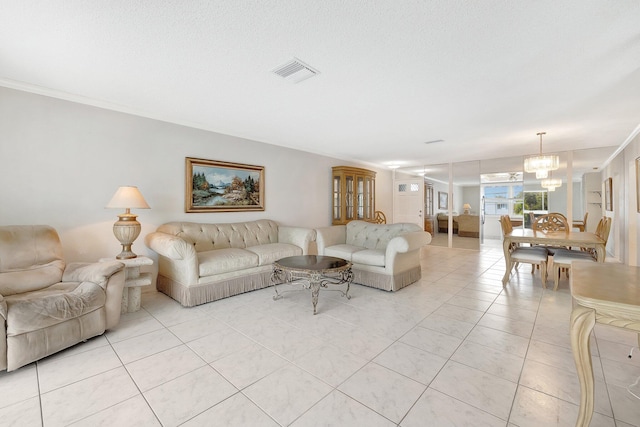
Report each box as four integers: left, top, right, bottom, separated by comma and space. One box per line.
540, 171, 562, 191
524, 132, 559, 179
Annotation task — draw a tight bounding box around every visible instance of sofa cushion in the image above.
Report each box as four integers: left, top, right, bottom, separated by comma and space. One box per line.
246, 243, 302, 266
198, 248, 259, 276
5, 281, 106, 336
324, 244, 364, 262
351, 249, 385, 267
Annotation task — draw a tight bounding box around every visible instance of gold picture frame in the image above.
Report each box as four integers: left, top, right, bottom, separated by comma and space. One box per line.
637, 157, 640, 213
604, 177, 613, 212
185, 157, 265, 212
438, 191, 448, 210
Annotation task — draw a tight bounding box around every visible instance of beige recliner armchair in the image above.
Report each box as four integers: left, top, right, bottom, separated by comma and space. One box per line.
0, 225, 125, 371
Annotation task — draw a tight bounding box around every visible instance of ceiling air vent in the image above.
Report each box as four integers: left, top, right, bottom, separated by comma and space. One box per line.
272, 58, 319, 83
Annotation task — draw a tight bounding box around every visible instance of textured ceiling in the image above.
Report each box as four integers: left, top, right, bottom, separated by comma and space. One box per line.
1, 1, 639, 170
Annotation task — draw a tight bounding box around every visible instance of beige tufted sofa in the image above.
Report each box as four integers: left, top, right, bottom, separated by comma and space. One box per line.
0, 225, 125, 371
145, 220, 316, 307
315, 220, 431, 291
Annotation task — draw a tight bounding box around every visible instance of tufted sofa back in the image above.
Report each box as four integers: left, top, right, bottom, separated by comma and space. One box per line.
346, 220, 422, 250
157, 219, 280, 252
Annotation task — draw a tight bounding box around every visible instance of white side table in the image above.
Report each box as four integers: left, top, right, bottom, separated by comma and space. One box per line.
100, 256, 154, 313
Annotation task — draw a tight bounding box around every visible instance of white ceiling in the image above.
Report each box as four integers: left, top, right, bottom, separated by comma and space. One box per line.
1, 1, 639, 170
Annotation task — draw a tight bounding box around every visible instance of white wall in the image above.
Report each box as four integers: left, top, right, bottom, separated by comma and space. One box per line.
547, 184, 566, 214
601, 152, 625, 261
624, 136, 640, 266
461, 186, 480, 214
452, 185, 463, 215
583, 172, 604, 233
601, 131, 640, 265
0, 87, 392, 263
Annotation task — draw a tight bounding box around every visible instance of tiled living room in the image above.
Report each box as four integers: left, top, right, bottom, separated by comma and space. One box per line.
2, 3, 640, 427
1, 243, 639, 427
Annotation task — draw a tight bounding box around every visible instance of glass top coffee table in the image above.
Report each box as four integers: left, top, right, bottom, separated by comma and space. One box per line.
271, 255, 353, 314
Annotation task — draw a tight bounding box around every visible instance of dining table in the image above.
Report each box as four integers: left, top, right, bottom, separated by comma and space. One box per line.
570, 263, 640, 427
502, 228, 606, 285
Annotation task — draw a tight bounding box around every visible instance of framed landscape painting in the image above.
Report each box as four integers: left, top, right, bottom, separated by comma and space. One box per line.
185, 157, 264, 212
438, 191, 448, 210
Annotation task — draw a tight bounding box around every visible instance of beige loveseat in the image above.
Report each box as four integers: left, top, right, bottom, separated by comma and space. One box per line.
0, 225, 125, 371
315, 220, 431, 291
145, 220, 316, 307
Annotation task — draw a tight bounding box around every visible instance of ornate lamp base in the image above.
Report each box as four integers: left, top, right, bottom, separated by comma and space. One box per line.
113, 213, 141, 259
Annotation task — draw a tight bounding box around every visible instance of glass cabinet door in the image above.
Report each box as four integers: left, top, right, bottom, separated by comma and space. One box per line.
366, 176, 375, 220
331, 166, 376, 225
357, 176, 364, 219
333, 175, 341, 222
346, 175, 354, 221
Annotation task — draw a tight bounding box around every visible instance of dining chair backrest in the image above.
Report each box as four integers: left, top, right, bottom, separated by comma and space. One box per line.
500, 215, 519, 251
500, 215, 513, 236
582, 212, 589, 231
595, 217, 612, 245
372, 211, 387, 224
579, 216, 612, 261
533, 213, 569, 232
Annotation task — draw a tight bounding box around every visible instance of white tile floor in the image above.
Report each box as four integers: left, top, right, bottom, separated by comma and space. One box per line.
1, 241, 640, 426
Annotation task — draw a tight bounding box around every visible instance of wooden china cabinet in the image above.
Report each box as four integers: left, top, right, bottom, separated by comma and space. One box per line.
332, 166, 376, 225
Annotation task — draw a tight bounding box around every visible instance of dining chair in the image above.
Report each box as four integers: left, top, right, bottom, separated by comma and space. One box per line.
533, 213, 569, 232
500, 215, 549, 285
572, 212, 588, 232
551, 217, 612, 290
532, 213, 571, 257
372, 211, 387, 224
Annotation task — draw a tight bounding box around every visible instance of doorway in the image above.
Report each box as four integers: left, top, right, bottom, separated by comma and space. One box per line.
392, 178, 424, 228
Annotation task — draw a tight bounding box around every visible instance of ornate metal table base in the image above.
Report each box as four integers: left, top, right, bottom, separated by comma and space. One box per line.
271, 255, 353, 314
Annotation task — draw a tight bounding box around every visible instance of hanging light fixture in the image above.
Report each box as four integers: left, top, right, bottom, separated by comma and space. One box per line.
524, 132, 559, 179
540, 171, 562, 192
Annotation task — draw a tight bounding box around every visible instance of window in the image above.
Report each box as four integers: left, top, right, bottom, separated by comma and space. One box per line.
483, 183, 523, 217
523, 191, 549, 212
522, 190, 549, 227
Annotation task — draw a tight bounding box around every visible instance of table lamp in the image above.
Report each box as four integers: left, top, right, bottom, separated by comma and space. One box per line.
463, 203, 471, 214
106, 186, 150, 259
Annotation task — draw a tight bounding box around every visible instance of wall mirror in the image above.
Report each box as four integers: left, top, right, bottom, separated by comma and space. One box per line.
452, 161, 480, 250
414, 145, 619, 250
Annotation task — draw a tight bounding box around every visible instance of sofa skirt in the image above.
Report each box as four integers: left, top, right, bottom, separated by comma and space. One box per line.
157, 271, 274, 307
458, 230, 479, 238
352, 266, 421, 292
